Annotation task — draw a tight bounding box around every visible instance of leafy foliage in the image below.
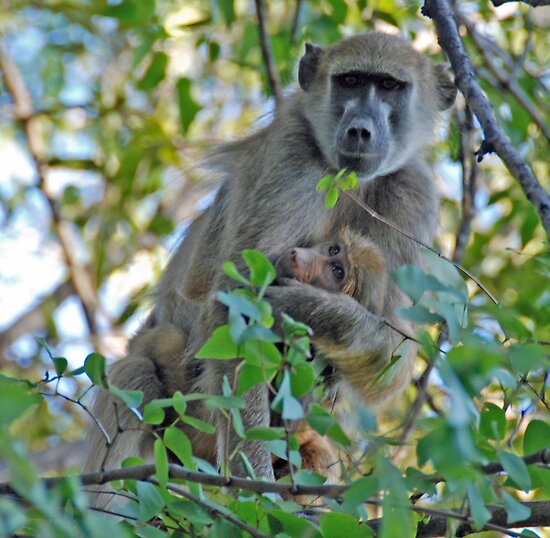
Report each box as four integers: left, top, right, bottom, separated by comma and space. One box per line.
0, 0, 549, 537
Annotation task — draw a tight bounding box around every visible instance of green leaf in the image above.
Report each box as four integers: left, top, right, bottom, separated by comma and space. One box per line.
222, 261, 249, 285
136, 481, 165, 524
245, 427, 285, 441
271, 370, 303, 420
498, 450, 532, 491
479, 402, 505, 441
502, 491, 531, 523
320, 512, 373, 538
281, 313, 312, 338
179, 414, 216, 434
342, 476, 379, 510
508, 344, 547, 374
307, 404, 351, 446
523, 420, 550, 455
241, 249, 276, 288
154, 439, 168, 488
109, 385, 144, 410
238, 451, 256, 478
195, 325, 239, 359
164, 427, 194, 468
316, 174, 334, 191
393, 264, 429, 302
397, 305, 443, 324
51, 357, 67, 377
325, 187, 339, 209
84, 353, 107, 387
466, 484, 491, 529
143, 403, 165, 425
289, 362, 315, 397
267, 510, 320, 538
217, 0, 235, 25
231, 407, 244, 437
138, 52, 168, 91
176, 77, 202, 134
205, 395, 245, 410
217, 291, 260, 321
0, 376, 41, 426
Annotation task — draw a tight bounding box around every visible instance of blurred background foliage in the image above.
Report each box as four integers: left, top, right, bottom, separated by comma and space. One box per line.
0, 0, 549, 536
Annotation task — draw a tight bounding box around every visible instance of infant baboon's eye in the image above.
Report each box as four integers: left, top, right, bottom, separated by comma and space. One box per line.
331, 263, 345, 280
328, 244, 340, 256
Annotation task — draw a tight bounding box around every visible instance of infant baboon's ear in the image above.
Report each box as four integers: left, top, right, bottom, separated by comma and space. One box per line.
433, 64, 457, 111
298, 43, 323, 92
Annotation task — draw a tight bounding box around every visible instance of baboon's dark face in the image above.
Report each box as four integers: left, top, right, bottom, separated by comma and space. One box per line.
330, 71, 412, 176
298, 34, 456, 182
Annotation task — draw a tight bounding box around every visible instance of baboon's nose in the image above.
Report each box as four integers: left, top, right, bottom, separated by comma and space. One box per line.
347, 126, 371, 141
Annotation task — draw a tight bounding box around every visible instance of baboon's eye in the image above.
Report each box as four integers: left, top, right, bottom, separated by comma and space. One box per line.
328, 244, 340, 256
380, 77, 401, 90
331, 263, 345, 280
342, 74, 360, 87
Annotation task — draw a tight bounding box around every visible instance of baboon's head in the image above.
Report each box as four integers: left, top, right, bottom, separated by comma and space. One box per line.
298, 33, 456, 181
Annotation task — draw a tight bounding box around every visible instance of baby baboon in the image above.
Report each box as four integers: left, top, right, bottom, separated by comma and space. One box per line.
87, 229, 386, 506
84, 31, 456, 486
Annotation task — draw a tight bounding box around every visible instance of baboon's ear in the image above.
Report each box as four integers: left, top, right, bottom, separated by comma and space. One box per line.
433, 64, 457, 111
298, 43, 323, 92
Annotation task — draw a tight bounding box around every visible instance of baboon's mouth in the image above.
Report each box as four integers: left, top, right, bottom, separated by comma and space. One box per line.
337, 152, 382, 175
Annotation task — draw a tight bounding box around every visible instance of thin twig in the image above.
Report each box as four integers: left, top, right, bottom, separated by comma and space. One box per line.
453, 105, 478, 261
254, 0, 282, 107
149, 478, 270, 538
423, 0, 550, 237
391, 324, 448, 463
457, 9, 550, 146
283, 419, 297, 493
40, 390, 111, 446
344, 191, 499, 304
290, 0, 304, 45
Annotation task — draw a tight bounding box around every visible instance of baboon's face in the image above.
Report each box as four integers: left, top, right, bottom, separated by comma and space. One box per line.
274, 241, 350, 293
329, 71, 412, 176
298, 34, 456, 181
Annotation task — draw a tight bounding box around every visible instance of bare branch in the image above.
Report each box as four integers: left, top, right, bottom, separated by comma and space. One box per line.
457, 9, 550, 147
491, 0, 550, 6
254, 0, 282, 108
481, 448, 550, 474
2, 464, 548, 536
422, 0, 550, 237
0, 46, 99, 336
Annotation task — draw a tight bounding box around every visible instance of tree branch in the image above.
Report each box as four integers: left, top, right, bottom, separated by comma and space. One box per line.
0, 46, 99, 336
423, 0, 550, 237
2, 464, 549, 535
254, 0, 282, 108
456, 9, 550, 147
491, 0, 550, 6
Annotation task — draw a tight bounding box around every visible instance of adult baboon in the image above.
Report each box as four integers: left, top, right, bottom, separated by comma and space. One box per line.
83, 32, 456, 492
